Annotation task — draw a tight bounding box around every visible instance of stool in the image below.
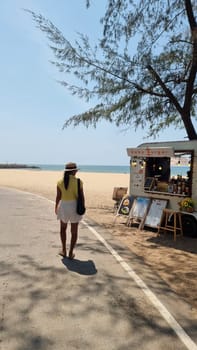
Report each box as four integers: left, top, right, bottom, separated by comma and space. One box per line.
158, 209, 183, 241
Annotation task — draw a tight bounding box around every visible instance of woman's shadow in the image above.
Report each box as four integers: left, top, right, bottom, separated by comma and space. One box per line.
62, 258, 97, 275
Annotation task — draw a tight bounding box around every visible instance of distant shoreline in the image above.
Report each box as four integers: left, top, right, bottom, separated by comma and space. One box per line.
0, 164, 40, 169
0, 163, 190, 175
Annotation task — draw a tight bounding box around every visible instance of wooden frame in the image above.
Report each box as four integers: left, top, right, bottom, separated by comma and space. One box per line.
112, 187, 128, 201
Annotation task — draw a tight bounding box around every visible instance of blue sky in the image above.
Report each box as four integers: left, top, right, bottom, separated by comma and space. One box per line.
0, 0, 193, 166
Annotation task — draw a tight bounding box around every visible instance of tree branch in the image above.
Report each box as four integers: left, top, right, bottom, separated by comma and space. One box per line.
147, 65, 183, 113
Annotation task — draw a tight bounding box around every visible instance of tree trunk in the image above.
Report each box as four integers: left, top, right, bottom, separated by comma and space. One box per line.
181, 112, 197, 140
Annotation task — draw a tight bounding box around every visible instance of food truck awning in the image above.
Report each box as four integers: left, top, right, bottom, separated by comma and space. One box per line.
127, 147, 174, 158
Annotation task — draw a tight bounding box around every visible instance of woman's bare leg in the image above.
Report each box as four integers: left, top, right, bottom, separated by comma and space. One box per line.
69, 223, 78, 259
59, 221, 67, 257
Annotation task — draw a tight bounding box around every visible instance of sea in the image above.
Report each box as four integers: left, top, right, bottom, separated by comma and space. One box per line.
36, 164, 130, 174
35, 164, 190, 177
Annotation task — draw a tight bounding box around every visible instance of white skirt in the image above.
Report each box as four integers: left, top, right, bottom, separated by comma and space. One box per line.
57, 200, 83, 223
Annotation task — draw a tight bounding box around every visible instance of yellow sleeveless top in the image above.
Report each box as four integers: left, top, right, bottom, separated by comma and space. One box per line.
57, 175, 82, 201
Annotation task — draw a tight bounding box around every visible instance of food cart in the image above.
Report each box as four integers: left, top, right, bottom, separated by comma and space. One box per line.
126, 140, 197, 237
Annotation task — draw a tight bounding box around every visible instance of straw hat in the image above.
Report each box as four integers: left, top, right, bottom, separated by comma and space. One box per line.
64, 162, 79, 172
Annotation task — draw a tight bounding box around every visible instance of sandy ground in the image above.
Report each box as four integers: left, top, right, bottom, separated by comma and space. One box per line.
0, 169, 196, 316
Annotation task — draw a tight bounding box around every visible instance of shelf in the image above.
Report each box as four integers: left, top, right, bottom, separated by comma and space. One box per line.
144, 190, 188, 197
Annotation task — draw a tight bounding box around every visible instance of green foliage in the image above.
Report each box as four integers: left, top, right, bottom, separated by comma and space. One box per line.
26, 1, 197, 139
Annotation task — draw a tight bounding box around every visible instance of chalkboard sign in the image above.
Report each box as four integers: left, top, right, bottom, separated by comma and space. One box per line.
144, 177, 154, 190
129, 197, 151, 219
117, 195, 134, 216
144, 199, 168, 228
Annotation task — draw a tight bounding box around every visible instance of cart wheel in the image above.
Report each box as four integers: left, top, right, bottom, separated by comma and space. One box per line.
181, 214, 197, 238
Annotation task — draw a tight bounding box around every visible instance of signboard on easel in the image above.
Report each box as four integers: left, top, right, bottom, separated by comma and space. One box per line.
130, 197, 151, 219
113, 195, 135, 224
127, 197, 151, 229
144, 199, 168, 228
117, 195, 134, 216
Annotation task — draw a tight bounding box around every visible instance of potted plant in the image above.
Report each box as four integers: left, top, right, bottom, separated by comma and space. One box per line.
179, 197, 195, 212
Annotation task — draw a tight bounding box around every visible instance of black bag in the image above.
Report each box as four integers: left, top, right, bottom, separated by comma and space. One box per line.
76, 178, 86, 215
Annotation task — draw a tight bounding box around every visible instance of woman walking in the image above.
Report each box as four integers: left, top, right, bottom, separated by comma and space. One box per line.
55, 162, 85, 259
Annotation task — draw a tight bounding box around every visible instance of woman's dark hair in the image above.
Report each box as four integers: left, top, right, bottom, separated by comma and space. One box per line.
63, 172, 70, 189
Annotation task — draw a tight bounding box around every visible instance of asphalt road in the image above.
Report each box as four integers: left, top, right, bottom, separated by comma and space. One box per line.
0, 187, 196, 350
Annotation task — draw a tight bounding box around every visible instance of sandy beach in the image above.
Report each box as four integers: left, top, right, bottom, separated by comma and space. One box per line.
0, 169, 196, 314
0, 169, 129, 208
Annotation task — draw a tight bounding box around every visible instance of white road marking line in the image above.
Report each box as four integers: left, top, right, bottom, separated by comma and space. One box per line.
83, 220, 197, 350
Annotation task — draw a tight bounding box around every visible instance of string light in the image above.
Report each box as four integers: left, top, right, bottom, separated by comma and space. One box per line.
131, 158, 137, 167
139, 160, 144, 169
139, 158, 146, 169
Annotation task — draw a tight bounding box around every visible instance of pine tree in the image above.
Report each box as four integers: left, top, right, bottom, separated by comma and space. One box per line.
26, 0, 197, 139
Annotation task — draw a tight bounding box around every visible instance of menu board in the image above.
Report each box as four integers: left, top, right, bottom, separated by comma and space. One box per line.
129, 197, 151, 219
144, 177, 154, 190
117, 195, 134, 216
144, 199, 168, 228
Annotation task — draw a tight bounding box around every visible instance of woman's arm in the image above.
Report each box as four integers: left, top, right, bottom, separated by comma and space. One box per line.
55, 186, 62, 215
